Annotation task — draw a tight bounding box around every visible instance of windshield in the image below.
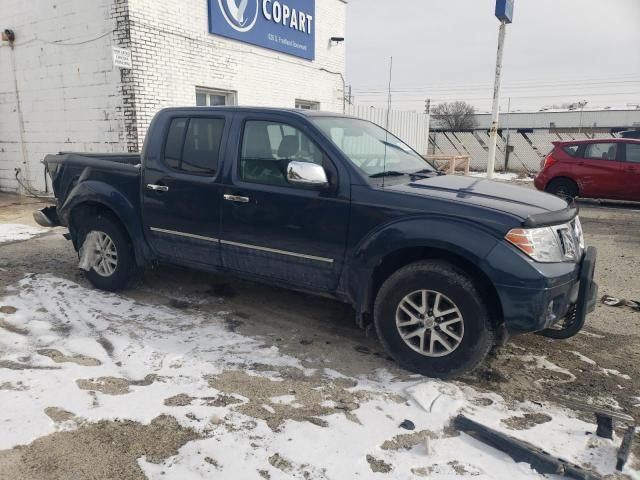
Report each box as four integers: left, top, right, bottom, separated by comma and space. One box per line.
311, 117, 436, 178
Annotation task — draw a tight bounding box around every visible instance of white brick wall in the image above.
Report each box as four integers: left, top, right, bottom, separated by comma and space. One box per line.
0, 0, 346, 193
126, 0, 347, 147
0, 0, 129, 193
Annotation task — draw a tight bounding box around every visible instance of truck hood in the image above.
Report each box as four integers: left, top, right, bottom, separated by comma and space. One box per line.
387, 174, 570, 221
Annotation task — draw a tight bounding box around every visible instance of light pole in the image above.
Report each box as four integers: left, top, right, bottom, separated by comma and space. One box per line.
486, 0, 514, 179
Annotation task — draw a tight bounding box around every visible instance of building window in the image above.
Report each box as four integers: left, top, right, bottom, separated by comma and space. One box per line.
295, 99, 320, 110
196, 88, 237, 106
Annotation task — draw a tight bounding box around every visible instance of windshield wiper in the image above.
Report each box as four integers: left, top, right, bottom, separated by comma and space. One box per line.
410, 168, 444, 178
369, 170, 407, 178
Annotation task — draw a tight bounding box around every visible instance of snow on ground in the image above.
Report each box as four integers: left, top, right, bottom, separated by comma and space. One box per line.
0, 224, 47, 243
0, 274, 635, 479
470, 172, 534, 182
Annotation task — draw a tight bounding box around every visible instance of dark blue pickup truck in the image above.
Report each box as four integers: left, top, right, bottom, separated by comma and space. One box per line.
36, 107, 597, 378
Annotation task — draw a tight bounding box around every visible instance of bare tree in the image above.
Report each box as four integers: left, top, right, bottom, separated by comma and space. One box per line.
432, 101, 477, 130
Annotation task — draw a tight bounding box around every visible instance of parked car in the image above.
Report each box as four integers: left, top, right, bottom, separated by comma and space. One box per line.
619, 130, 640, 140
35, 107, 597, 378
534, 138, 640, 201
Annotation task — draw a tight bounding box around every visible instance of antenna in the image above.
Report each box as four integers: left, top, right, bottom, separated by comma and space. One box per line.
382, 56, 393, 188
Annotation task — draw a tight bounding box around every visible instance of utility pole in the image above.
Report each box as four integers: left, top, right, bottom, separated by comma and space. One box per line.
504, 97, 511, 172
487, 0, 514, 179
425, 99, 432, 155
577, 100, 587, 134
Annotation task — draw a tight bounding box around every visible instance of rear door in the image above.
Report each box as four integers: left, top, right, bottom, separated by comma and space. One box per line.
218, 113, 351, 291
576, 142, 626, 199
622, 142, 640, 201
142, 112, 229, 266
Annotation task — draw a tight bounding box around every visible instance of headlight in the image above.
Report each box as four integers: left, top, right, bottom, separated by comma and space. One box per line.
505, 217, 584, 263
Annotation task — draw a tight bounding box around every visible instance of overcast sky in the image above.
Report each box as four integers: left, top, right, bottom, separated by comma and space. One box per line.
345, 0, 640, 113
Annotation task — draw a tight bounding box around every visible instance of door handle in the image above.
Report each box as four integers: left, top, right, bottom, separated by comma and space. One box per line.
147, 184, 169, 192
224, 194, 250, 203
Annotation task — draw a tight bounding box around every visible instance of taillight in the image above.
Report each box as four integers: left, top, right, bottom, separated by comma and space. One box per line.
541, 153, 557, 170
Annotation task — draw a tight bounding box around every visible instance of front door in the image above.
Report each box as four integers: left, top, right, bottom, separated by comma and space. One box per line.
577, 142, 626, 199
219, 114, 350, 291
142, 113, 229, 266
622, 142, 640, 201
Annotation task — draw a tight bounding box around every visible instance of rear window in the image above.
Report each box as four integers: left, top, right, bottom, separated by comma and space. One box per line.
562, 145, 580, 157
163, 117, 225, 175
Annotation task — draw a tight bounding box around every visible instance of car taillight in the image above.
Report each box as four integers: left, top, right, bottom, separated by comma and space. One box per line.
541, 153, 557, 170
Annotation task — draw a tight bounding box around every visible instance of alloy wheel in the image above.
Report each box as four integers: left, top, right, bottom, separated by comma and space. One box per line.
395, 289, 464, 357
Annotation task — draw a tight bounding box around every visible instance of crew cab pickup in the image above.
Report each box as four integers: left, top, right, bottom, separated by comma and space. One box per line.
37, 107, 598, 378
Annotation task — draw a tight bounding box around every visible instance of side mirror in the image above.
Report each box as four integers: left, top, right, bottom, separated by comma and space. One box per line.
286, 161, 329, 188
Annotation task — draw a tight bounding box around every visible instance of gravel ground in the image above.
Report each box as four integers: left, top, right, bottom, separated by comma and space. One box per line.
1, 190, 639, 478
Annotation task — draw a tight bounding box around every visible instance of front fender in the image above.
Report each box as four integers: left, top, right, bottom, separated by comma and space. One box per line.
60, 181, 150, 265
345, 216, 502, 314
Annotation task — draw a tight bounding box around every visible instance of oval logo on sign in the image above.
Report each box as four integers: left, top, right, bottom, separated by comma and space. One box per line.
218, 0, 259, 32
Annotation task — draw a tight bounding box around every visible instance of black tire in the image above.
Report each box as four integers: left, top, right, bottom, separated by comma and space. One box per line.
77, 215, 136, 292
373, 260, 495, 379
545, 178, 578, 199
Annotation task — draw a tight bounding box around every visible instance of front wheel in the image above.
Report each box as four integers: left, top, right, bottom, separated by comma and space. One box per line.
77, 215, 136, 292
374, 260, 495, 378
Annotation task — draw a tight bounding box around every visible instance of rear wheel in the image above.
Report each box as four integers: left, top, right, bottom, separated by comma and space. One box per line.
373, 260, 495, 378
77, 215, 136, 291
545, 178, 578, 199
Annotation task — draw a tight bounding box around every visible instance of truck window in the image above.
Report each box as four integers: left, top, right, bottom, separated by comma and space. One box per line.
240, 120, 323, 186
163, 117, 225, 175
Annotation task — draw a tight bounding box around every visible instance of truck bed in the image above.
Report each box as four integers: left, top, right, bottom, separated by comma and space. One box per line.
44, 152, 142, 219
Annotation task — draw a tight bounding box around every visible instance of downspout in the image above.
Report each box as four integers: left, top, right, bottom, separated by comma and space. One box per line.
8, 40, 31, 193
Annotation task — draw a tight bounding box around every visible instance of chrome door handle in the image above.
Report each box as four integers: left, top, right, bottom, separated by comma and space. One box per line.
224, 194, 250, 203
146, 184, 169, 192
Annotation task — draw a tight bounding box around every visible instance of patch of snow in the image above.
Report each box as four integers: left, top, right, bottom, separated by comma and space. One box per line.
0, 275, 635, 479
602, 369, 632, 381
0, 223, 47, 243
570, 351, 597, 365
272, 395, 297, 406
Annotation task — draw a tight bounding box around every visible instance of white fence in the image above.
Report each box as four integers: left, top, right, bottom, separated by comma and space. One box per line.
429, 131, 616, 173
346, 105, 621, 173
345, 105, 430, 154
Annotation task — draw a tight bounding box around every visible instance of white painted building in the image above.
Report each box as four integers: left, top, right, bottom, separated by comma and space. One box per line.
0, 0, 347, 194
472, 109, 640, 131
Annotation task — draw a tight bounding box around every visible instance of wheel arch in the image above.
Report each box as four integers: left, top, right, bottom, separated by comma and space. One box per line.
60, 180, 151, 267
545, 176, 580, 196
361, 245, 504, 331
68, 200, 145, 267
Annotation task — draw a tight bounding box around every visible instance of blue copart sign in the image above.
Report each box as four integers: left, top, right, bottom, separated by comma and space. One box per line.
208, 0, 316, 60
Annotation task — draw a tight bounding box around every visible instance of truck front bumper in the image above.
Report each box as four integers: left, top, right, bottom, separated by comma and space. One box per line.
492, 246, 598, 336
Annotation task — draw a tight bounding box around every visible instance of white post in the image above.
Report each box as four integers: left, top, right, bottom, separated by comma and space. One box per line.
425, 99, 431, 156
486, 21, 507, 180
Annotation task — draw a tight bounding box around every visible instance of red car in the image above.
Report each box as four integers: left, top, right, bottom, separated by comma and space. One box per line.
534, 138, 640, 201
